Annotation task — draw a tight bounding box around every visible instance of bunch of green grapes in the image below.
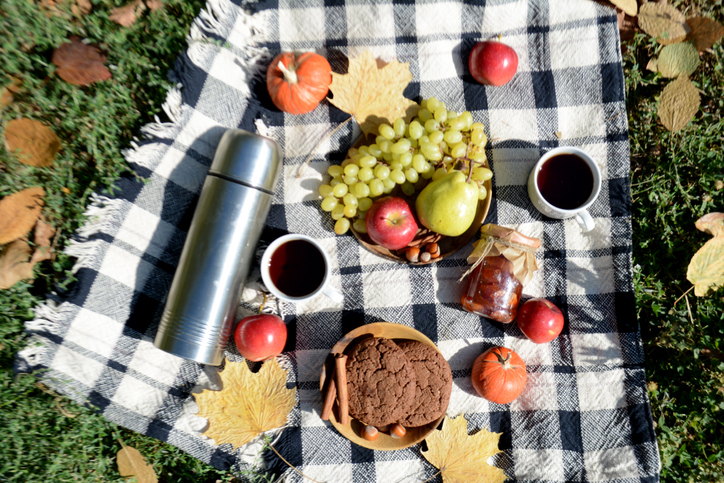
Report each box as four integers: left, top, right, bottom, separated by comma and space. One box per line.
318, 97, 493, 235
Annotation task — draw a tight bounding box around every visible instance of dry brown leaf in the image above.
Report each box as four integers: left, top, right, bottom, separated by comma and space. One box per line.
0, 240, 36, 289
328, 49, 419, 136
40, 0, 91, 16
52, 36, 112, 86
687, 213, 724, 296
686, 17, 724, 52
4, 118, 61, 167
657, 42, 699, 78
145, 0, 163, 11
658, 76, 700, 132
639, 2, 690, 45
422, 415, 506, 483
117, 446, 158, 483
30, 218, 56, 264
610, 0, 637, 17
195, 359, 296, 449
617, 10, 638, 43
0, 187, 45, 245
73, 0, 92, 15
110, 0, 146, 27
1, 77, 22, 108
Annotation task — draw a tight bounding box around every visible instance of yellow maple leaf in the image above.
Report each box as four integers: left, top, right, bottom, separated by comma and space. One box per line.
422, 415, 507, 483
328, 49, 419, 136
195, 359, 296, 449
687, 212, 724, 296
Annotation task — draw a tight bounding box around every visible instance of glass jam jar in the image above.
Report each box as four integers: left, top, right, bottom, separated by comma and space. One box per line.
461, 254, 523, 323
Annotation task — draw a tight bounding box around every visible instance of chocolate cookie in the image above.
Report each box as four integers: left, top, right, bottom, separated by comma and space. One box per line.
345, 337, 416, 427
397, 340, 452, 427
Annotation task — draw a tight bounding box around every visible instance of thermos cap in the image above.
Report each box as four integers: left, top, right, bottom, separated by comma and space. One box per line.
209, 129, 283, 192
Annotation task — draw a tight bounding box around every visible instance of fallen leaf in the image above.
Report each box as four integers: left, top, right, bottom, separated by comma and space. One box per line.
328, 49, 419, 136
695, 212, 724, 237
422, 415, 506, 483
0, 240, 35, 289
0, 187, 45, 245
4, 118, 61, 167
658, 76, 700, 132
117, 446, 158, 483
610, 0, 637, 17
145, 0, 163, 11
30, 218, 56, 264
52, 36, 112, 86
195, 359, 296, 449
110, 0, 146, 27
687, 213, 724, 296
617, 10, 638, 43
686, 17, 724, 52
73, 0, 92, 15
39, 0, 91, 16
1, 77, 22, 108
657, 42, 700, 78
647, 57, 659, 72
638, 2, 690, 45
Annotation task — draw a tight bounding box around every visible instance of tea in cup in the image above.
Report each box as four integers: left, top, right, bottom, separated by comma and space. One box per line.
527, 147, 602, 232
260, 234, 343, 304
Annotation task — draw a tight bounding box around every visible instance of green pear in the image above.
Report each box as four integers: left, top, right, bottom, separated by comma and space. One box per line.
415, 170, 478, 237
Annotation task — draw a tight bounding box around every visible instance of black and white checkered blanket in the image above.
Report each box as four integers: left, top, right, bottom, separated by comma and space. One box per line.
19, 0, 662, 481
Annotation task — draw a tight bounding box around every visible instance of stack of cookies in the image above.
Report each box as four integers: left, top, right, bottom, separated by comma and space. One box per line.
344, 337, 453, 433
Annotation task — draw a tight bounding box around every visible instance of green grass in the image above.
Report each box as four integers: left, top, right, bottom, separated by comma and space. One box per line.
625, 1, 724, 480
1, 0, 724, 481
0, 0, 246, 480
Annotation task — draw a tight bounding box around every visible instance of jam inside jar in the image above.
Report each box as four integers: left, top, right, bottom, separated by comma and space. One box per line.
461, 254, 523, 323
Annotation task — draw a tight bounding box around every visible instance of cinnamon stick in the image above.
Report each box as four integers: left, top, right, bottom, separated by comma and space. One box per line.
334, 353, 349, 425
320, 366, 337, 421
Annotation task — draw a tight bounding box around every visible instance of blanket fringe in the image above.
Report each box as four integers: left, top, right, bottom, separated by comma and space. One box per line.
18, 0, 277, 468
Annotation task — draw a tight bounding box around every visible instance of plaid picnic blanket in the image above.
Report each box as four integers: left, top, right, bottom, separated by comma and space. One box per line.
19, 0, 662, 481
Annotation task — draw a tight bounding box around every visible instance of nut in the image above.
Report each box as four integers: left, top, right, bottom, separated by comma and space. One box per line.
425, 242, 441, 258
363, 425, 379, 441
405, 246, 421, 263
390, 423, 406, 439
420, 251, 432, 263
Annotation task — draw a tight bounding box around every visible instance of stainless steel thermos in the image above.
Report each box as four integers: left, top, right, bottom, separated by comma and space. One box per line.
154, 129, 282, 365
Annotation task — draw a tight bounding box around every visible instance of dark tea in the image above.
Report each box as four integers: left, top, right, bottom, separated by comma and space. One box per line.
536, 153, 594, 210
268, 239, 326, 297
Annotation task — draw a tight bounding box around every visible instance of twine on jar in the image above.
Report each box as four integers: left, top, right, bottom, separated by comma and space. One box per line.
458, 234, 539, 282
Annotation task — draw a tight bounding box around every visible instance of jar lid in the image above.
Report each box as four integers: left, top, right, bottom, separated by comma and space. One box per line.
481, 224, 541, 249
209, 129, 283, 193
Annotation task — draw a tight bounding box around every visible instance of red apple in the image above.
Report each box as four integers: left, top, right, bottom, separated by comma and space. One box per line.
469, 40, 519, 86
234, 314, 287, 361
365, 196, 418, 250
516, 298, 564, 344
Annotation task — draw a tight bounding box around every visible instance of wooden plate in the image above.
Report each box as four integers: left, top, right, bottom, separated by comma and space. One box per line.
319, 322, 447, 450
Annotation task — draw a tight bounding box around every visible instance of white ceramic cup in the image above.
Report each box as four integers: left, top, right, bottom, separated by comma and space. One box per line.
527, 146, 602, 232
260, 234, 344, 304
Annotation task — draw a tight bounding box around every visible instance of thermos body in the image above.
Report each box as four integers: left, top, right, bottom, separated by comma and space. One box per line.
154, 130, 282, 365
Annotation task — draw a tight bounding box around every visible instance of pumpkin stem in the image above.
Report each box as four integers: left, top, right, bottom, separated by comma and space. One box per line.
277, 60, 298, 84
494, 349, 512, 369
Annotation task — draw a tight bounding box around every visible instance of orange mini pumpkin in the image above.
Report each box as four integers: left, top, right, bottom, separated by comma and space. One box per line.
471, 346, 527, 404
266, 51, 332, 115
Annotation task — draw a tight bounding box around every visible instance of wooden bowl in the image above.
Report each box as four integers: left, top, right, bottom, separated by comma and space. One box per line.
350, 183, 492, 264
319, 322, 447, 450
346, 136, 493, 264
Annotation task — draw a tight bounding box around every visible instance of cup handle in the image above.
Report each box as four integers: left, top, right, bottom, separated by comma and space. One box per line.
322, 285, 344, 304
575, 210, 595, 232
